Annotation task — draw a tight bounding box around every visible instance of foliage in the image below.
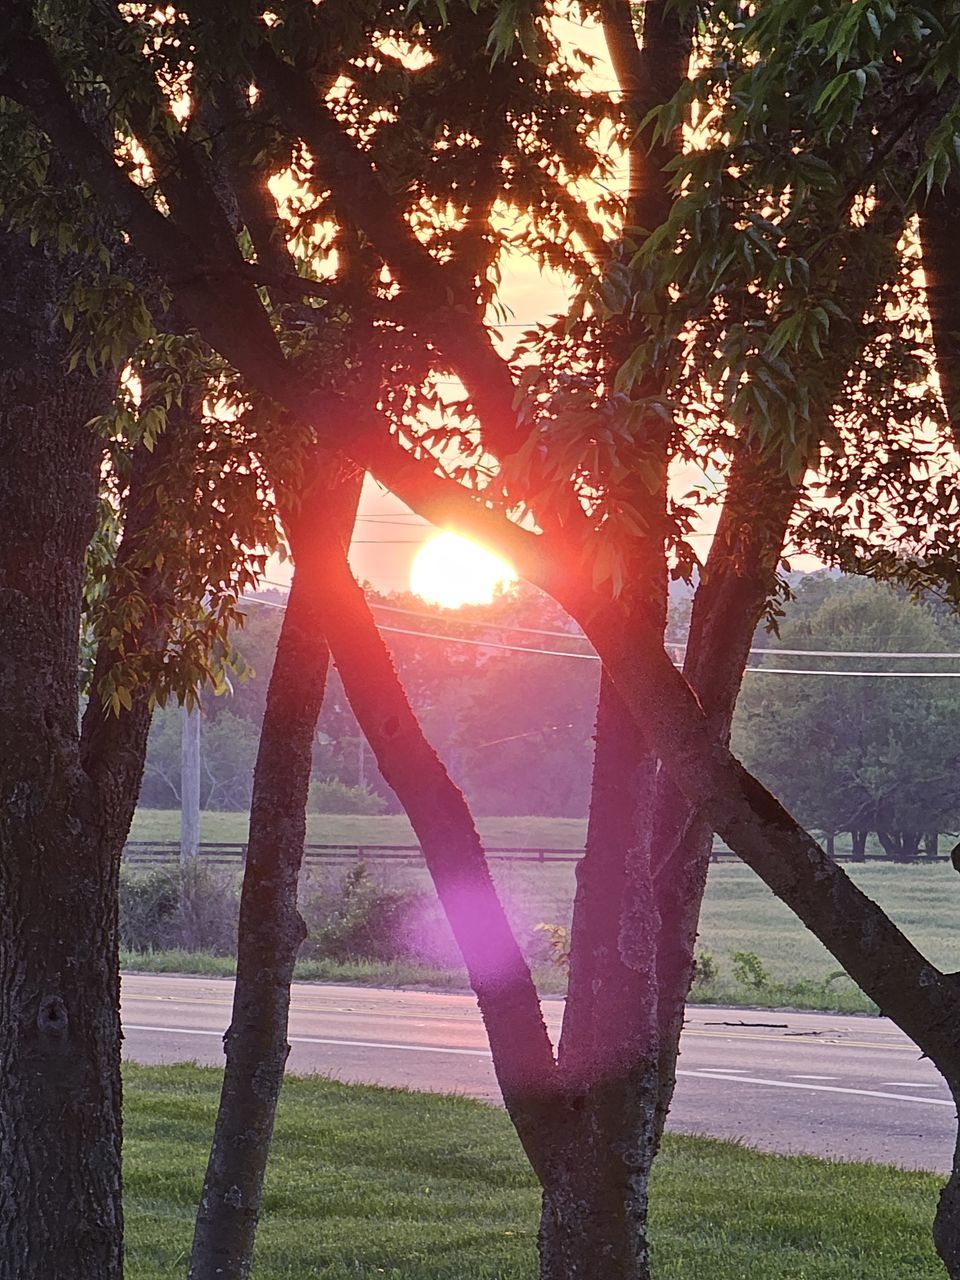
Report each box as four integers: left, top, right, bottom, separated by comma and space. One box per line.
734, 577, 960, 843
691, 949, 719, 985
307, 779, 387, 816
119, 864, 238, 955
140, 705, 261, 811
532, 921, 570, 972
731, 950, 770, 991
299, 863, 428, 964
119, 868, 180, 953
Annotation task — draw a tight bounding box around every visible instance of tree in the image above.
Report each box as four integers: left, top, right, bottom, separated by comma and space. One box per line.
0, 223, 135, 1280
736, 579, 960, 855
9, 3, 960, 1278
0, 227, 272, 1276
453, 650, 597, 816
140, 706, 261, 811
191, 461, 362, 1279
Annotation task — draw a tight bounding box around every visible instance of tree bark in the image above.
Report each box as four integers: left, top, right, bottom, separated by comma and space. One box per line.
189, 463, 361, 1280
0, 231, 146, 1279
550, 675, 661, 1280
851, 829, 868, 861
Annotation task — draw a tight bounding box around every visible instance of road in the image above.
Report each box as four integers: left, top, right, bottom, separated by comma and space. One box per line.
122, 973, 957, 1173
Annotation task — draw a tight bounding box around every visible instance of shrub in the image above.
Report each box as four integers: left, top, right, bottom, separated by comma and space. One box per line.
307, 779, 387, 815
732, 950, 770, 990
300, 863, 426, 963
692, 949, 719, 985
119, 863, 238, 955
532, 922, 571, 972
176, 862, 239, 954
119, 868, 180, 952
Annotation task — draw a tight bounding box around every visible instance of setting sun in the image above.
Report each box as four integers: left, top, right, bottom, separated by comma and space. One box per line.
410, 532, 517, 608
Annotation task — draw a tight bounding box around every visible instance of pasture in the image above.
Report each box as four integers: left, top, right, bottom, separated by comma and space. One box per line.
128, 810, 960, 1011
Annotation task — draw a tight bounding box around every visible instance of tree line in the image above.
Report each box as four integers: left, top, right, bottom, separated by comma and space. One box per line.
142, 575, 960, 858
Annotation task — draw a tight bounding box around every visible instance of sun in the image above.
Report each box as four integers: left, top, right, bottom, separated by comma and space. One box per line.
410, 532, 517, 608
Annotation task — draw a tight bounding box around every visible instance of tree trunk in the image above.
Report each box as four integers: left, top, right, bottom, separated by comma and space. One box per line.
901, 831, 922, 859
936, 1097, 960, 1280
926, 831, 939, 858
537, 1072, 660, 1280
0, 827, 125, 1280
0, 234, 124, 1279
851, 829, 868, 861
293, 528, 561, 1180
826, 831, 836, 858
189, 466, 361, 1280
875, 830, 899, 860
551, 675, 662, 1280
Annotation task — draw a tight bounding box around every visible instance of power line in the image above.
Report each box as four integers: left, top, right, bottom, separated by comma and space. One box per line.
258, 582, 960, 659
745, 667, 960, 679
240, 596, 960, 676
370, 601, 588, 639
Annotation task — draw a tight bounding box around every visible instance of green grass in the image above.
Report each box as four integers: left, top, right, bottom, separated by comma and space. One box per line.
120, 949, 566, 993
130, 809, 587, 849
125, 1064, 944, 1278
127, 811, 960, 1014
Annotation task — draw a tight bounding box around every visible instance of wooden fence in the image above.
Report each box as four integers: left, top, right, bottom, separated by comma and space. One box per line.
122, 840, 952, 866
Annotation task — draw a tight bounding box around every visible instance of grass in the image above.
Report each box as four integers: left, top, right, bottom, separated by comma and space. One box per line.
125, 1063, 945, 1279
126, 811, 960, 1013
129, 809, 587, 850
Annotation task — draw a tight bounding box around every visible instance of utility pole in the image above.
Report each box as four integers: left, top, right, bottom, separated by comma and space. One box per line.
180, 701, 201, 863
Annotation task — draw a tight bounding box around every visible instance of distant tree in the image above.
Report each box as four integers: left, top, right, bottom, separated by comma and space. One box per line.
735, 580, 960, 857
453, 651, 597, 816
141, 706, 260, 812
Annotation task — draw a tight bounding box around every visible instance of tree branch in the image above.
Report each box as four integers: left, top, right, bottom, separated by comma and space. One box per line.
79, 433, 178, 820
289, 515, 562, 1180
251, 44, 526, 460
581, 603, 960, 1078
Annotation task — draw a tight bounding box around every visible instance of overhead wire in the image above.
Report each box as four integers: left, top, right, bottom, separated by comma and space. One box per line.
257, 581, 960, 660
240, 595, 960, 677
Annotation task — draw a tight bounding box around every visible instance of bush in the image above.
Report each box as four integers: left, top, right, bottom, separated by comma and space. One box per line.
119, 868, 180, 952
120, 864, 238, 955
307, 779, 387, 815
731, 950, 770, 990
300, 863, 426, 963
531, 922, 570, 972
692, 949, 719, 985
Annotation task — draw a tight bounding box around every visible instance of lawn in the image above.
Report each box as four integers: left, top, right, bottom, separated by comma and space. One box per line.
127, 810, 960, 1013
125, 1064, 944, 1279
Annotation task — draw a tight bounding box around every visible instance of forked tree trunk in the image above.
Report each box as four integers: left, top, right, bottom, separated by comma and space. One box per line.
550, 676, 662, 1280
537, 1064, 661, 1280
190, 468, 361, 1280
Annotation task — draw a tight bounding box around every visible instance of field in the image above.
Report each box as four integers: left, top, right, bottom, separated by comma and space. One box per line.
128, 810, 960, 1012
128, 808, 588, 849
125, 1064, 943, 1279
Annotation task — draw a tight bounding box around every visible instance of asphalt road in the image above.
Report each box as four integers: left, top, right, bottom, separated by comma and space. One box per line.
122, 973, 957, 1173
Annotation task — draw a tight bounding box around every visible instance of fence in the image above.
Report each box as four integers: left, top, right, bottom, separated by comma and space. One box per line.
122, 840, 954, 867
122, 841, 584, 866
